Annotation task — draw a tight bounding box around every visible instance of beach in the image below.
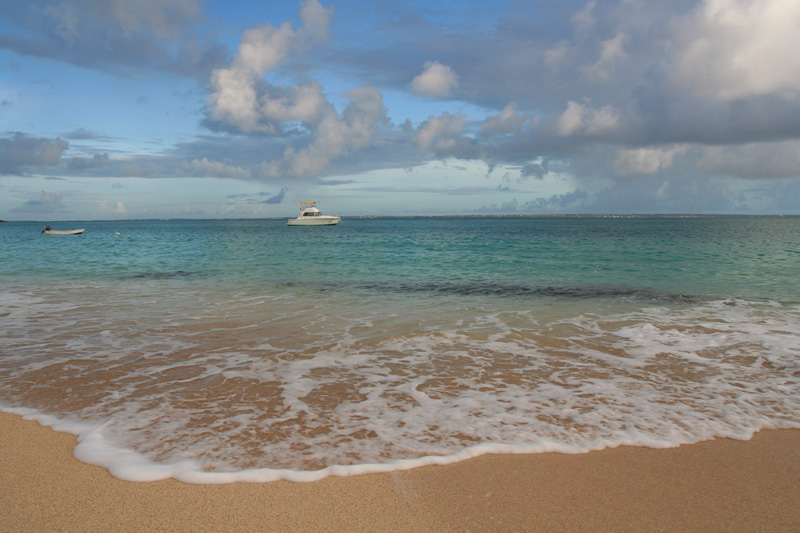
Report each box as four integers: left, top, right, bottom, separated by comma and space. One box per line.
2, 412, 799, 532
3, 217, 800, 530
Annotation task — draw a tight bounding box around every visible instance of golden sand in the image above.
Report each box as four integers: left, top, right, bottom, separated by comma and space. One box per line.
2, 412, 798, 532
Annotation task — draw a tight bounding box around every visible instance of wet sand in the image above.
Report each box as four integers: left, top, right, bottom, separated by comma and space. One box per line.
2, 412, 799, 532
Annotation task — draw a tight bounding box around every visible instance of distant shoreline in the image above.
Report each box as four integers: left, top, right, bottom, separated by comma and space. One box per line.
4, 214, 800, 223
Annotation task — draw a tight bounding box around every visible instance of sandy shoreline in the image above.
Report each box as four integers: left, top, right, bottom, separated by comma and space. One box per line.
2, 412, 799, 532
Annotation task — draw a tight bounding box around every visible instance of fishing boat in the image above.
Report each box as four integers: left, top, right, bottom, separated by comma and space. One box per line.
42, 227, 84, 235
287, 201, 341, 226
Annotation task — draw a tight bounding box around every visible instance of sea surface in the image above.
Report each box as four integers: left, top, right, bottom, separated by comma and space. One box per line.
2, 216, 800, 482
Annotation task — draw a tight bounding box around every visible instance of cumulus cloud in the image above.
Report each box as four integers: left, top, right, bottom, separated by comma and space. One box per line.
96, 199, 126, 215
205, 1, 386, 179
413, 112, 467, 151
669, 0, 800, 100
207, 0, 333, 134
272, 86, 386, 178
581, 31, 629, 81
482, 103, 526, 136
520, 160, 549, 180
0, 132, 69, 174
612, 145, 689, 176
412, 61, 459, 98
556, 101, 620, 136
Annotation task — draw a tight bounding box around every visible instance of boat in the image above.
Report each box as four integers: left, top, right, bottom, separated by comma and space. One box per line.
287, 201, 341, 226
42, 228, 84, 235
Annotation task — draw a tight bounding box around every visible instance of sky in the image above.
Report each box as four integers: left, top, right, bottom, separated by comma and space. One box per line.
2, 0, 800, 220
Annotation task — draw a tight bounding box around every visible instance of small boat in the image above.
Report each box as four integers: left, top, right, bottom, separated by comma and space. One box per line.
42, 228, 85, 235
287, 201, 341, 226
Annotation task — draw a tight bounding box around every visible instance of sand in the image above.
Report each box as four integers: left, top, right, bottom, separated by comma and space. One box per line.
1, 412, 799, 532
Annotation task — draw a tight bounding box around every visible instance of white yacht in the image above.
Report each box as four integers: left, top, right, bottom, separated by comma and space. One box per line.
287, 201, 341, 226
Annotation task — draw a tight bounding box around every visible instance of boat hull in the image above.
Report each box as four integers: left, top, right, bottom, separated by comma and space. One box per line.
287, 216, 341, 226
44, 229, 85, 235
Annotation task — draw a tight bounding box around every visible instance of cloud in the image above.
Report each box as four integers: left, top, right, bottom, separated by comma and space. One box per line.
11, 190, 66, 214
226, 188, 288, 204
261, 187, 287, 204
0, 133, 69, 174
581, 31, 629, 81
520, 160, 549, 180
612, 145, 688, 176
67, 153, 110, 171
4, 0, 800, 216
272, 86, 387, 178
482, 103, 526, 136
182, 158, 251, 178
207, 0, 333, 134
572, 1, 597, 34
412, 61, 459, 98
669, 0, 800, 100
413, 112, 466, 151
555, 101, 620, 137
0, 0, 226, 78
205, 1, 385, 179
61, 128, 114, 141
697, 141, 800, 179
477, 188, 589, 214
96, 199, 126, 215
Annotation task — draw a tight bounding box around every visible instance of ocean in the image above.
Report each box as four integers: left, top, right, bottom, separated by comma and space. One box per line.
2, 216, 799, 483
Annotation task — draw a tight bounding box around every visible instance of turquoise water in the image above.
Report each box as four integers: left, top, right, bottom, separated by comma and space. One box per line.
2, 217, 800, 482
5, 216, 800, 300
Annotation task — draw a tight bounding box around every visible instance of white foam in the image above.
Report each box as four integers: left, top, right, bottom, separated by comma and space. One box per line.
3, 283, 800, 484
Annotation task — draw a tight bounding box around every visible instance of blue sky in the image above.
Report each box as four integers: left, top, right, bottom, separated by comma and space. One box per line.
2, 0, 800, 220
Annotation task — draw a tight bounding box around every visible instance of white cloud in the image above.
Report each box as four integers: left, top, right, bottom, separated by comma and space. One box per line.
582, 31, 629, 81
482, 103, 525, 135
274, 86, 386, 178
556, 101, 585, 136
612, 145, 688, 176
259, 81, 327, 123
413, 112, 467, 151
556, 101, 620, 136
97, 199, 126, 215
207, 1, 385, 179
207, 0, 333, 134
584, 105, 619, 135
412, 61, 459, 98
669, 0, 800, 100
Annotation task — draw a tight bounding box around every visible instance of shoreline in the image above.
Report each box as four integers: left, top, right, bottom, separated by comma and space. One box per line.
3, 413, 800, 531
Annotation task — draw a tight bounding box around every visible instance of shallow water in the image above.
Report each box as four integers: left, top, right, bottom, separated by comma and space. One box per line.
2, 217, 799, 482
